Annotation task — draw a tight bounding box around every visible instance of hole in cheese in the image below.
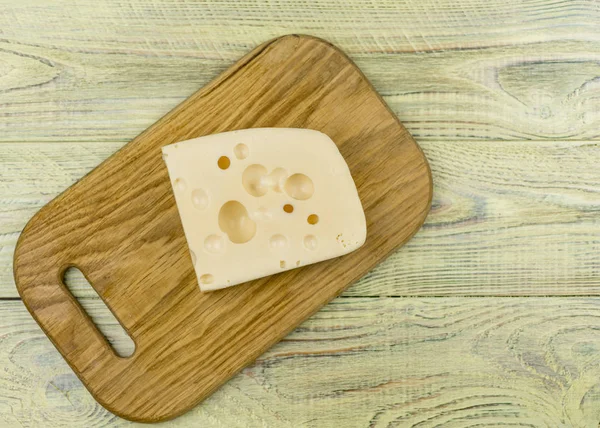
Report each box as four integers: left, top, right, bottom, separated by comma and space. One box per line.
242, 164, 269, 197
268, 168, 288, 192
234, 143, 249, 160
303, 235, 318, 251
174, 178, 186, 192
285, 173, 314, 200
283, 204, 294, 213
199, 274, 214, 284
269, 234, 288, 249
280, 260, 286, 268
218, 200, 256, 244
191, 188, 209, 211
253, 206, 272, 220
204, 234, 226, 253
307, 214, 319, 225
218, 156, 231, 170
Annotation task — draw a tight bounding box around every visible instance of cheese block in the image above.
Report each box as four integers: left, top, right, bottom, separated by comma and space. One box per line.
161, 128, 367, 291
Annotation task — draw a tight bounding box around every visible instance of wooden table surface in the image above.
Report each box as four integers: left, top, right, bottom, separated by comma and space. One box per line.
1, 1, 599, 426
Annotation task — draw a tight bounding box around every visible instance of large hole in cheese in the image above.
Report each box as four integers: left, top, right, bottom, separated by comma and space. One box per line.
218, 200, 257, 244
285, 173, 314, 200
242, 164, 269, 197
243, 164, 292, 197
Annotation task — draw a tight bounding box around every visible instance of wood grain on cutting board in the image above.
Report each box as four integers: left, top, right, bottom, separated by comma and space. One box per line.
12, 35, 432, 422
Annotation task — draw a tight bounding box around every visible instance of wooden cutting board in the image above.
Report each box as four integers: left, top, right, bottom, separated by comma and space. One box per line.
13, 35, 432, 422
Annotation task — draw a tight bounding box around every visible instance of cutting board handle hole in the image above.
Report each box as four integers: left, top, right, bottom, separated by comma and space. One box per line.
62, 267, 135, 358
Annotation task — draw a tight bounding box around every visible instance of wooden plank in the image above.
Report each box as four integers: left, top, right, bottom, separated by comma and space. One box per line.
2, 140, 598, 298
2, 297, 600, 427
1, 1, 600, 142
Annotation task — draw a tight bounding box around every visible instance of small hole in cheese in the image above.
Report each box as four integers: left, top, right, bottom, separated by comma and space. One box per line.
199, 274, 214, 284
307, 214, 319, 225
218, 156, 231, 170
234, 143, 249, 160
303, 235, 318, 251
280, 260, 286, 268
191, 188, 209, 210
204, 234, 225, 253
269, 234, 288, 249
174, 178, 186, 191
283, 204, 294, 213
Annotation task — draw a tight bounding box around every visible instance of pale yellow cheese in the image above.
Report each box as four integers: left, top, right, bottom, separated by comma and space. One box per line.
162, 128, 366, 291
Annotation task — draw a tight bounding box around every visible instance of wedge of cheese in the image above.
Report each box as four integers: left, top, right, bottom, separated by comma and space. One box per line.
162, 128, 366, 291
